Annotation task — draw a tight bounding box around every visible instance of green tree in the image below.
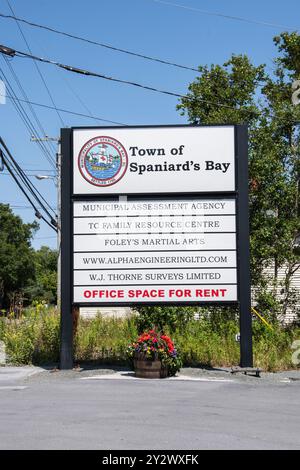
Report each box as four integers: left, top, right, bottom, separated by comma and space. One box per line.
0, 204, 38, 309
25, 246, 58, 305
177, 33, 300, 320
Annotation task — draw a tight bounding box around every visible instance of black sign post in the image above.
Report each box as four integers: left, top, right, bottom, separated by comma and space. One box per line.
236, 126, 252, 367
60, 124, 252, 370
60, 128, 73, 370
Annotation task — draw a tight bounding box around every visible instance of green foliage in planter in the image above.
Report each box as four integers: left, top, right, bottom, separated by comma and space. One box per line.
162, 353, 182, 377
127, 329, 182, 376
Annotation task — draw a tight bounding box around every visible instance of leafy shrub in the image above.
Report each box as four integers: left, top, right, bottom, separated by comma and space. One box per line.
133, 306, 195, 333
1, 307, 60, 364
32, 309, 60, 363
0, 307, 299, 371
252, 320, 299, 371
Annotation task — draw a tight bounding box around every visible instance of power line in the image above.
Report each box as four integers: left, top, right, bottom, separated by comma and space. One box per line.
0, 148, 57, 232
0, 200, 43, 204
5, 0, 65, 127
0, 90, 128, 125
11, 166, 56, 171
150, 0, 299, 31
16, 50, 191, 99
9, 160, 56, 218
20, 169, 56, 173
2, 46, 300, 129
0, 137, 56, 219
1, 200, 56, 206
2, 46, 299, 126
0, 137, 57, 227
0, 11, 199, 72
0, 63, 56, 168
1, 44, 259, 114
59, 72, 102, 123
0, 171, 56, 176
0, 162, 56, 172
9, 205, 57, 210
2, 56, 57, 159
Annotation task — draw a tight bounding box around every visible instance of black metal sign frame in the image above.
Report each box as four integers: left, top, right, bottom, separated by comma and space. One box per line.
60, 124, 252, 369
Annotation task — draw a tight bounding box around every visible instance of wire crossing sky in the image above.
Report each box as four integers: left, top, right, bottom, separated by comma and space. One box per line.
0, 11, 199, 72
150, 0, 300, 30
1, 43, 264, 114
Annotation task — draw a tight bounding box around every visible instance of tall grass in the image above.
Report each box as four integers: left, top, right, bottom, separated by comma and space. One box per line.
0, 308, 299, 371
0, 307, 60, 364
171, 319, 240, 367
74, 315, 137, 363
252, 321, 299, 371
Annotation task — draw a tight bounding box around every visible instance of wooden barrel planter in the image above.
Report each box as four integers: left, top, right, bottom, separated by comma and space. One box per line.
134, 358, 168, 379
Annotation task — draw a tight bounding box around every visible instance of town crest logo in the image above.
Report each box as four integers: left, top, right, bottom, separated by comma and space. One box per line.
78, 136, 128, 187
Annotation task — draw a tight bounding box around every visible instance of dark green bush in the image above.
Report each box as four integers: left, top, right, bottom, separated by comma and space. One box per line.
133, 306, 195, 333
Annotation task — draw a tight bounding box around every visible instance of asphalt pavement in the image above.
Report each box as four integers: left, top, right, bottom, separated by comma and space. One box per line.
0, 365, 299, 450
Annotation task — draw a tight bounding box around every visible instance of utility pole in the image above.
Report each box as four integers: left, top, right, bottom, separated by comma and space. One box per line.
30, 135, 61, 309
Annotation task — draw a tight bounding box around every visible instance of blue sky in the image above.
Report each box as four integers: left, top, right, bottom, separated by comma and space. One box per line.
0, 0, 299, 249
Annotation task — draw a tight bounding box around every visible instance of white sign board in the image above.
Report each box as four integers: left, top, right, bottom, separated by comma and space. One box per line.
73, 126, 235, 194
60, 124, 253, 368
73, 198, 237, 303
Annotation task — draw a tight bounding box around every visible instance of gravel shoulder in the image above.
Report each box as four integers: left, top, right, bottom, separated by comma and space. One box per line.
19, 364, 300, 385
